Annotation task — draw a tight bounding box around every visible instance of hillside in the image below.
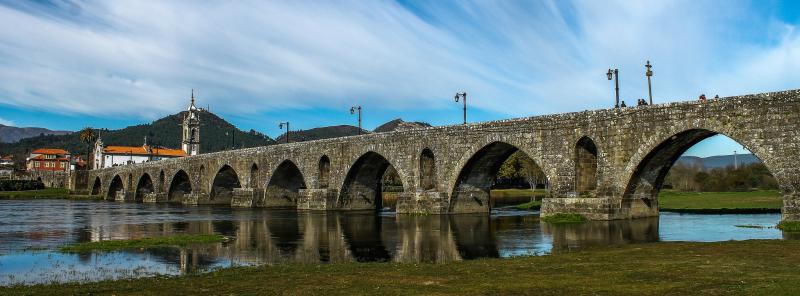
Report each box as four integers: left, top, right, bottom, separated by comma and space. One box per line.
373, 119, 432, 133
676, 154, 760, 170
0, 124, 70, 143
0, 110, 274, 164
275, 125, 367, 143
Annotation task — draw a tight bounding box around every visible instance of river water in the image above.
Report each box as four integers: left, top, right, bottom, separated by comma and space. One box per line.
0, 199, 793, 285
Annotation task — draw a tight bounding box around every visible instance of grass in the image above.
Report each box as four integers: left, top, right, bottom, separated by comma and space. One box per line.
515, 200, 542, 210
0, 188, 102, 200
6, 240, 800, 295
658, 190, 782, 213
777, 221, 800, 232
540, 213, 586, 224
59, 234, 227, 253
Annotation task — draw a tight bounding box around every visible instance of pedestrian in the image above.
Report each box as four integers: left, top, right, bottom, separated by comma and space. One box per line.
714, 95, 720, 99
699, 94, 706, 101
621, 100, 627, 107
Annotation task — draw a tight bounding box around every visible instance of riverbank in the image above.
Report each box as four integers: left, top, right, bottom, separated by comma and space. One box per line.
0, 188, 101, 200
659, 190, 781, 213
4, 239, 799, 295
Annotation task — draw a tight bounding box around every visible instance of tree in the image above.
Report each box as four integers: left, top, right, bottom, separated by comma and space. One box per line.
79, 127, 96, 170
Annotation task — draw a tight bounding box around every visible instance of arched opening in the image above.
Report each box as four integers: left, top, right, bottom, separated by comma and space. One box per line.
575, 136, 598, 194
135, 174, 154, 202
158, 170, 165, 193
419, 148, 436, 190
211, 165, 241, 202
168, 170, 192, 203
318, 155, 330, 189
250, 163, 260, 189
91, 177, 101, 195
107, 175, 124, 200
265, 160, 307, 207
451, 142, 546, 213
624, 130, 779, 219
339, 152, 403, 211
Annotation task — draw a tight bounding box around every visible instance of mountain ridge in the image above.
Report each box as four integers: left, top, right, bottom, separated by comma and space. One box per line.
0, 124, 71, 143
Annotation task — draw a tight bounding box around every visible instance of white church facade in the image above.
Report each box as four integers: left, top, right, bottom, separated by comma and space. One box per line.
92, 92, 201, 169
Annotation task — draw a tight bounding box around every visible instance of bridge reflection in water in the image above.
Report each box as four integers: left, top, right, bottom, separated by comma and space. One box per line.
71, 210, 663, 273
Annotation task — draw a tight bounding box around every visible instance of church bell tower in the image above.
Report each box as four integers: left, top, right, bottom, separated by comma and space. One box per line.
182, 90, 201, 156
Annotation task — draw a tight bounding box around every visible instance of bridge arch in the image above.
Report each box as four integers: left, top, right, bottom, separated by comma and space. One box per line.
168, 170, 192, 202
249, 163, 260, 189
318, 155, 331, 189
339, 151, 405, 211
211, 165, 241, 202
419, 148, 436, 190
91, 177, 101, 195
265, 160, 307, 207
622, 128, 781, 218
135, 173, 154, 202
449, 141, 545, 213
575, 136, 599, 194
107, 175, 124, 200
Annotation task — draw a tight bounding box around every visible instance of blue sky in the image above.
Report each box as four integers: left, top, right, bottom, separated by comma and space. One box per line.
1, 0, 799, 157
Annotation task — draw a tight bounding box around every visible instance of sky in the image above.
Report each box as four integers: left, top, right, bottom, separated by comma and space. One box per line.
1, 0, 798, 157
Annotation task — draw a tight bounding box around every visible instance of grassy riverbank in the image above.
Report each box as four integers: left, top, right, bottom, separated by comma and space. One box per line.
4, 240, 800, 295
0, 188, 101, 200
59, 234, 227, 253
658, 190, 781, 213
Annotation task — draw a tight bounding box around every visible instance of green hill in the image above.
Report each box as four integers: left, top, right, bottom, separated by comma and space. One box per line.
0, 110, 274, 165
275, 125, 368, 143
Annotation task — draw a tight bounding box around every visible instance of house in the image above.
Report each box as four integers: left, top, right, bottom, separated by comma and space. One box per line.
92, 138, 186, 169
0, 155, 13, 166
27, 148, 72, 172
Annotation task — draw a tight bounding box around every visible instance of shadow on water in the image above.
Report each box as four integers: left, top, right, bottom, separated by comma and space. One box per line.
0, 199, 792, 285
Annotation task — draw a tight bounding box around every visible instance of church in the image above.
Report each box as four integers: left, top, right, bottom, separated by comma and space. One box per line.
92, 92, 201, 169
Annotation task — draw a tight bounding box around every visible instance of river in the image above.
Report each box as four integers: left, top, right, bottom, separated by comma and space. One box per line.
0, 199, 793, 285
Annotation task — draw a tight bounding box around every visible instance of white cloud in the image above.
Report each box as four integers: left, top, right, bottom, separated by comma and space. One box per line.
0, 117, 13, 126
0, 0, 795, 121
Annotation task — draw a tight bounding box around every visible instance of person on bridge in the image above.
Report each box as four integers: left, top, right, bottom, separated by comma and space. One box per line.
699, 94, 707, 101
620, 100, 627, 107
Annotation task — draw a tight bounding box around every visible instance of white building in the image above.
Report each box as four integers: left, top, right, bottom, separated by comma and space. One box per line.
182, 90, 201, 156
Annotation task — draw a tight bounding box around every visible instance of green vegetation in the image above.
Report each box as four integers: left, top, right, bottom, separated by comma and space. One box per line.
777, 221, 800, 232
495, 150, 547, 190
515, 200, 542, 210
735, 225, 768, 229
0, 188, 101, 200
59, 234, 226, 253
6, 240, 800, 295
659, 190, 781, 213
665, 162, 777, 192
541, 213, 586, 224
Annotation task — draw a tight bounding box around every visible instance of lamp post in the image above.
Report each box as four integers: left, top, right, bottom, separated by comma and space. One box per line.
606, 68, 620, 108
454, 92, 467, 124
350, 106, 362, 135
279, 122, 290, 144
645, 60, 653, 105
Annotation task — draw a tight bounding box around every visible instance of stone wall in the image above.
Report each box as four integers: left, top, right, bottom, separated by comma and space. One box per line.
73, 89, 800, 221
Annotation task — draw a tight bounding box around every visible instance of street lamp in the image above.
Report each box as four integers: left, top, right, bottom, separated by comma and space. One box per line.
454, 92, 467, 124
645, 60, 654, 105
350, 106, 362, 135
279, 122, 290, 144
606, 68, 620, 108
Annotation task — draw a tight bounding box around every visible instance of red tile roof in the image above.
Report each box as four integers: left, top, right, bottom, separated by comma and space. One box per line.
31, 148, 69, 155
103, 146, 186, 157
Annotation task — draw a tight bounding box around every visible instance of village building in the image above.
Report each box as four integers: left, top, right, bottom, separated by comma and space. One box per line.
0, 155, 13, 167
26, 148, 72, 172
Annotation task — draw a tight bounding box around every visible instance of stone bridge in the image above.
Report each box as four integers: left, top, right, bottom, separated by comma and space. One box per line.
74, 89, 800, 221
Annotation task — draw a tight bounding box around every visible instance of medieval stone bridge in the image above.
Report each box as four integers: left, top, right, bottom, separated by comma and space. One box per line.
74, 89, 800, 221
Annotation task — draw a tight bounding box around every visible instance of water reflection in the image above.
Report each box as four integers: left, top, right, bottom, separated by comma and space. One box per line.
0, 200, 791, 285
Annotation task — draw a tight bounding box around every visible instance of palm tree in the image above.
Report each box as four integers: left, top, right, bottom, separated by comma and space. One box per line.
79, 127, 96, 170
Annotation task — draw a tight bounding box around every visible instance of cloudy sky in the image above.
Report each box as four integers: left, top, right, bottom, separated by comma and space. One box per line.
1, 0, 798, 156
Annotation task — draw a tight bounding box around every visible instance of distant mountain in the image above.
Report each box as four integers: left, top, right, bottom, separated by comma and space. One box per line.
0, 124, 70, 143
676, 154, 760, 170
0, 110, 274, 163
373, 119, 432, 133
276, 125, 368, 143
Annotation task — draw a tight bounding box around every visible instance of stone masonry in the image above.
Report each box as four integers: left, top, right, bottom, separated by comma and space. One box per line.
73, 89, 800, 221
